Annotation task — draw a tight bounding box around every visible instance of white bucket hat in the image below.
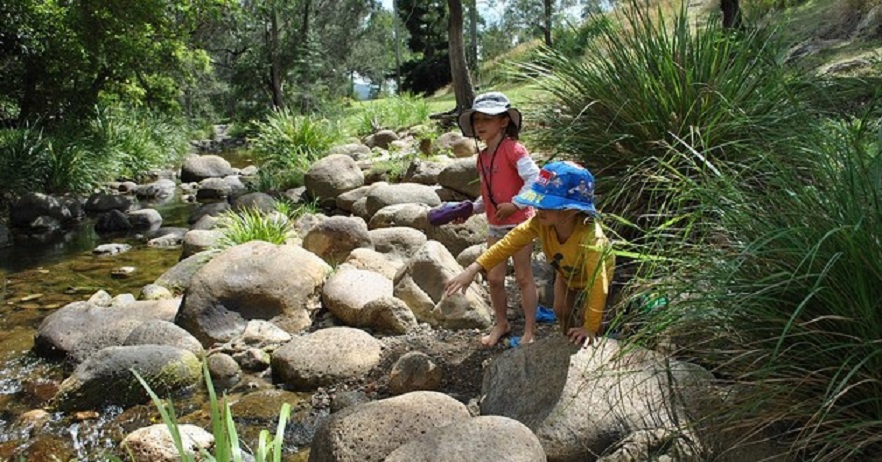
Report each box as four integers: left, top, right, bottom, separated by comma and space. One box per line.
457, 92, 523, 138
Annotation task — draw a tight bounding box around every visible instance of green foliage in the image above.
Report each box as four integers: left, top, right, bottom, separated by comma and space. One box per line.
86, 104, 190, 181
132, 362, 292, 461
629, 117, 882, 460
0, 103, 187, 213
525, 0, 810, 237
0, 0, 229, 122
0, 126, 51, 199
215, 206, 294, 249
248, 109, 344, 191
347, 93, 431, 135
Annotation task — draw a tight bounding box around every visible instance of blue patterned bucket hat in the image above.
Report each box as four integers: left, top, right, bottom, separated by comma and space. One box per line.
514, 161, 598, 216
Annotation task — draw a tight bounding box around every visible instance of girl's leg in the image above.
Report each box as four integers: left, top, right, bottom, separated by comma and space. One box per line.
482, 236, 510, 347
552, 273, 579, 335
511, 243, 537, 344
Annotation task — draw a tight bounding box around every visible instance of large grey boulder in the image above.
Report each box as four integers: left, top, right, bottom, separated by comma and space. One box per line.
321, 266, 393, 326
134, 179, 176, 201
84, 193, 136, 214
271, 327, 382, 391
308, 391, 470, 462
368, 226, 428, 262
327, 142, 372, 161
425, 213, 487, 257
181, 229, 223, 259
481, 336, 714, 462
304, 154, 365, 207
33, 299, 182, 363
385, 416, 546, 462
9, 192, 77, 229
335, 184, 373, 212
393, 241, 491, 329
127, 208, 163, 231
438, 156, 481, 198
432, 132, 479, 158
153, 249, 221, 294
343, 248, 403, 280
176, 241, 331, 346
364, 183, 441, 217
180, 154, 236, 183
402, 158, 448, 185
368, 203, 431, 231
51, 345, 201, 412
123, 320, 205, 357
302, 215, 373, 266
231, 191, 276, 213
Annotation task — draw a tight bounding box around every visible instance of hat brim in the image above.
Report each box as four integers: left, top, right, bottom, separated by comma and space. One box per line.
514, 191, 598, 216
458, 108, 522, 138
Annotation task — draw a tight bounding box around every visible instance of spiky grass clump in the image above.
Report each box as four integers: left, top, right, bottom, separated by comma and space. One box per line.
526, 0, 810, 238
348, 93, 430, 136
87, 104, 190, 181
215, 206, 294, 249
634, 118, 882, 460
132, 362, 291, 462
249, 109, 344, 191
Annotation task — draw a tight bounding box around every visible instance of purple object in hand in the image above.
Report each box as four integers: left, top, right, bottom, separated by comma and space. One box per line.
427, 201, 474, 226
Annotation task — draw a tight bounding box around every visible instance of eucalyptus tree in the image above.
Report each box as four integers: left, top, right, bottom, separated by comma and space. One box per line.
448, 0, 475, 111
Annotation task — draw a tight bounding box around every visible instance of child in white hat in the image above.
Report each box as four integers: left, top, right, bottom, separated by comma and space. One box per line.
455, 92, 540, 347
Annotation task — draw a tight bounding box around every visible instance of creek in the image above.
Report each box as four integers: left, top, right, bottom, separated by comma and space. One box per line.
0, 149, 316, 461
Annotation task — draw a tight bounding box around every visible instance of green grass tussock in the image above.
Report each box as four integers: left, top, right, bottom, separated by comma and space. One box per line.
525, 0, 811, 238
632, 117, 882, 460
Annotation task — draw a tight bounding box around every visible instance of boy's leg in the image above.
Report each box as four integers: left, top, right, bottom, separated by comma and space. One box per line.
482, 237, 510, 347
552, 273, 578, 335
511, 243, 537, 344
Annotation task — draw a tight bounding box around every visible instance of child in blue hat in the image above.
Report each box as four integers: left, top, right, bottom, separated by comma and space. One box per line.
445, 161, 615, 347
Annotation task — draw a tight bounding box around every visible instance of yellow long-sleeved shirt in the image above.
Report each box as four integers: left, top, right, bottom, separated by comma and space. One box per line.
475, 216, 615, 333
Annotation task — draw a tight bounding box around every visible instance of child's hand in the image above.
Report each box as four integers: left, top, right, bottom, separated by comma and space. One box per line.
444, 263, 481, 297
567, 327, 596, 348
495, 202, 518, 220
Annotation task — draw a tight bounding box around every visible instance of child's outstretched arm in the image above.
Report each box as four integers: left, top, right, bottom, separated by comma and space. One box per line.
445, 262, 483, 296
570, 223, 615, 347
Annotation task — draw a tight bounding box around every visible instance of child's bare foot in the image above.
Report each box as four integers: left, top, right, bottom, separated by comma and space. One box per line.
519, 332, 536, 345
480, 323, 511, 347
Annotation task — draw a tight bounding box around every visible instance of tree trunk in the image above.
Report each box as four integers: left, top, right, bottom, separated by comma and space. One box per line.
468, 0, 478, 71
299, 0, 313, 111
721, 0, 741, 29
268, 3, 284, 110
447, 0, 475, 111
543, 0, 553, 47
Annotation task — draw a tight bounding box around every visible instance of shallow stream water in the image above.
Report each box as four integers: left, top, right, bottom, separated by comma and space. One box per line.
0, 149, 315, 460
